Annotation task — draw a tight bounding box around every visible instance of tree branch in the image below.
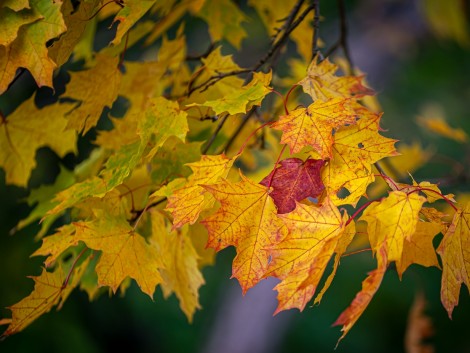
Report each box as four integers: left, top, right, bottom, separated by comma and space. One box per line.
311, 0, 321, 61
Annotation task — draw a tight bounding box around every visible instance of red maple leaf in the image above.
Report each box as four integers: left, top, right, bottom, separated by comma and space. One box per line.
260, 158, 325, 214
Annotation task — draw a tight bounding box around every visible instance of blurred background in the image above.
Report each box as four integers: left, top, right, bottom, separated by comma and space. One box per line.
1, 0, 469, 352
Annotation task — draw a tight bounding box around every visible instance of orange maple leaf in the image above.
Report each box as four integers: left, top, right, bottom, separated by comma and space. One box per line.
266, 198, 348, 313
298, 55, 374, 101
333, 247, 388, 344
202, 173, 286, 293
166, 154, 236, 229
271, 97, 357, 158
437, 203, 470, 318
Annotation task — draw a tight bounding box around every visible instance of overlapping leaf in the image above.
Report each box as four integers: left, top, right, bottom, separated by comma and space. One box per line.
150, 212, 204, 322
266, 198, 348, 313
298, 55, 374, 101
360, 191, 426, 262
333, 247, 388, 343
0, 94, 77, 186
166, 154, 236, 228
64, 54, 122, 133
437, 203, 470, 317
0, 0, 66, 93
259, 158, 325, 214
271, 97, 357, 157
322, 114, 398, 206
202, 174, 286, 293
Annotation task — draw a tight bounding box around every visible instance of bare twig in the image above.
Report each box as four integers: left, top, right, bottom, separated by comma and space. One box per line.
337, 0, 354, 74
221, 108, 257, 153
202, 113, 230, 154
311, 0, 321, 61
186, 42, 216, 61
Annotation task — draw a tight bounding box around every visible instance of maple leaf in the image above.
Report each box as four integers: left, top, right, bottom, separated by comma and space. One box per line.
139, 97, 189, 159
1, 0, 30, 11
111, 0, 157, 45
0, 4, 42, 47
333, 247, 388, 344
0, 94, 77, 187
150, 137, 203, 185
187, 71, 272, 115
265, 198, 348, 313
396, 221, 442, 278
405, 292, 435, 353
360, 191, 426, 262
150, 212, 204, 322
437, 203, 470, 318
0, 0, 66, 93
1, 261, 87, 337
48, 0, 101, 67
298, 55, 374, 101
202, 173, 286, 293
271, 97, 357, 158
314, 220, 356, 305
197, 0, 248, 49
322, 114, 398, 206
259, 158, 325, 214
39, 205, 164, 297
166, 154, 236, 229
15, 166, 75, 239
63, 54, 122, 133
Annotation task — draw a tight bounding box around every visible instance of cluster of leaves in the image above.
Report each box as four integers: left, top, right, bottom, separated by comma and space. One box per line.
0, 0, 469, 345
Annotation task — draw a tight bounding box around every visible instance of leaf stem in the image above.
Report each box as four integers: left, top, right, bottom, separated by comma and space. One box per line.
267, 145, 287, 188
62, 247, 88, 289
407, 187, 458, 212
346, 199, 382, 226
341, 247, 372, 258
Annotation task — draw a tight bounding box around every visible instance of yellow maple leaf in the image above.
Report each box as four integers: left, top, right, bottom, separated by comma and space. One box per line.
74, 214, 163, 298
197, 0, 247, 49
187, 71, 272, 115
333, 247, 388, 344
48, 0, 100, 67
1, 261, 86, 337
110, 0, 157, 45
266, 198, 348, 313
437, 203, 470, 318
298, 55, 374, 101
0, 94, 77, 186
417, 116, 468, 143
0, 0, 67, 93
314, 220, 356, 305
150, 212, 204, 322
166, 154, 236, 229
396, 221, 442, 278
202, 173, 286, 293
360, 191, 426, 262
64, 54, 122, 133
271, 97, 357, 157
322, 114, 398, 206
0, 4, 41, 47
1, 0, 30, 11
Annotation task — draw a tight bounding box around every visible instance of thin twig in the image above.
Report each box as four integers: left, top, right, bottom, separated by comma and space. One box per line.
185, 42, 216, 61
202, 113, 230, 154
311, 0, 321, 61
130, 197, 167, 224
221, 108, 257, 153
337, 0, 354, 74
